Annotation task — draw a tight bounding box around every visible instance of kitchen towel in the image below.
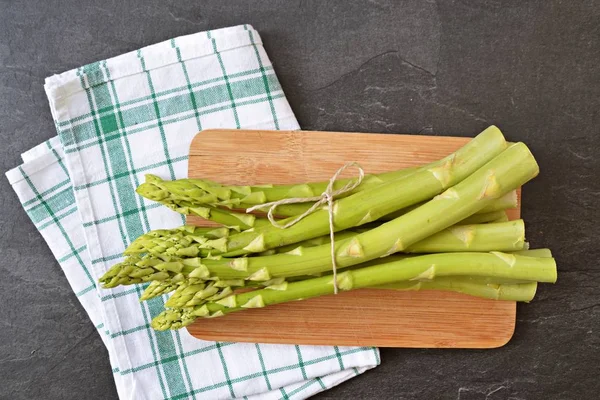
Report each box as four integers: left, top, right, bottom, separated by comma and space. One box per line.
7, 25, 379, 399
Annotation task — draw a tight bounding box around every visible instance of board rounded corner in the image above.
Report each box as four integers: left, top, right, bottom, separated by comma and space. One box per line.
488, 306, 517, 349
490, 330, 516, 349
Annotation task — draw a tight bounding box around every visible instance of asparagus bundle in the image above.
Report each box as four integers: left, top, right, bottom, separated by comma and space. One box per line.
96, 125, 557, 331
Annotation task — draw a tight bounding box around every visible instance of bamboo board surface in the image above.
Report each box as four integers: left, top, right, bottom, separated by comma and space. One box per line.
186, 129, 520, 348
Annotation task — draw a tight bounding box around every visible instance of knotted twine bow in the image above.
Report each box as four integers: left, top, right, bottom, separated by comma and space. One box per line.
246, 162, 364, 294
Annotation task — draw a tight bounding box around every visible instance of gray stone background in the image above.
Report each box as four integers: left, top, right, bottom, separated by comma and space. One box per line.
1, 1, 598, 399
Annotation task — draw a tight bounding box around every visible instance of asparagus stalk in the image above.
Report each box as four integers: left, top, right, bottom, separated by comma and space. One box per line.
146, 248, 549, 305
375, 247, 553, 298
353, 248, 550, 278
405, 219, 526, 253
139, 174, 514, 222
456, 210, 507, 225
376, 279, 537, 302
99, 219, 529, 287
151, 252, 556, 329
513, 248, 551, 257
139, 166, 514, 220
123, 205, 510, 259
134, 181, 272, 229
380, 190, 517, 222
480, 189, 518, 212
272, 219, 525, 256
137, 167, 419, 210
126, 223, 358, 259
270, 192, 517, 220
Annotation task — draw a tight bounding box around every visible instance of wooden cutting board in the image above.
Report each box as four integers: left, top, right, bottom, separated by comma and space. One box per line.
186, 129, 520, 348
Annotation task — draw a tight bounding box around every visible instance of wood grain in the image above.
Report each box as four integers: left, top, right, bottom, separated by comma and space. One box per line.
186, 129, 519, 348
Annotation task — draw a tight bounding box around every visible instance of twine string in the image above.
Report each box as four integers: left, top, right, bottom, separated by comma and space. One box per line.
246, 162, 364, 294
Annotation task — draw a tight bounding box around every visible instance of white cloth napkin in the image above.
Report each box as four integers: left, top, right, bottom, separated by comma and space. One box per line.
7, 24, 379, 399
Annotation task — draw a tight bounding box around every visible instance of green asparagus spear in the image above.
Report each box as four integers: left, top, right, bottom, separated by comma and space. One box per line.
513, 248, 552, 257
123, 205, 511, 259
404, 219, 526, 253
151, 251, 556, 329
457, 210, 507, 225
139, 163, 515, 220
137, 166, 419, 210
375, 278, 537, 302
272, 219, 526, 256
374, 247, 553, 299
380, 190, 517, 222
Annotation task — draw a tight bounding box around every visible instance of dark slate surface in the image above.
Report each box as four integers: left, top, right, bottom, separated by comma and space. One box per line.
1, 1, 598, 399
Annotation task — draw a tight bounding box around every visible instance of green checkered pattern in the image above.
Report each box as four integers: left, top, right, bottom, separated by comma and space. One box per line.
8, 25, 379, 399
